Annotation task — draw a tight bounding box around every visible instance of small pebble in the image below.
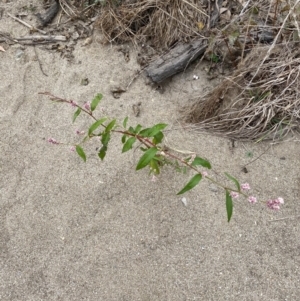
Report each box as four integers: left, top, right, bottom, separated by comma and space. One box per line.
181, 197, 187, 206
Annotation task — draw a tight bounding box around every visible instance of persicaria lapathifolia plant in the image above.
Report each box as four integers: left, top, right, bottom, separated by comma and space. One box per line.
40, 92, 284, 222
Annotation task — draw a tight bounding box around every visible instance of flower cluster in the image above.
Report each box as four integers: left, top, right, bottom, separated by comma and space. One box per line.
47, 137, 59, 145
84, 102, 91, 111
229, 183, 256, 202
267, 197, 284, 210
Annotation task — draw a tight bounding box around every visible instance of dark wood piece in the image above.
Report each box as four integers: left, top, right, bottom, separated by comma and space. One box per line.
145, 38, 208, 83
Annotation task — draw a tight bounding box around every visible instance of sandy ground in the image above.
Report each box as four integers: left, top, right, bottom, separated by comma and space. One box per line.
1, 1, 300, 300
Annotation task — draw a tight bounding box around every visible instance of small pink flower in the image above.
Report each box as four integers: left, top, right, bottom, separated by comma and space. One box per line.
248, 196, 257, 204
230, 191, 239, 199
267, 197, 284, 210
151, 175, 157, 182
70, 146, 75, 152
84, 102, 91, 111
202, 171, 208, 177
75, 129, 85, 135
70, 100, 77, 107
47, 137, 59, 145
277, 197, 284, 204
241, 183, 251, 191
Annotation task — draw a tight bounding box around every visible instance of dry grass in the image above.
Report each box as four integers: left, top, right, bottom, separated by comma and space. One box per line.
183, 43, 300, 141
95, 0, 208, 48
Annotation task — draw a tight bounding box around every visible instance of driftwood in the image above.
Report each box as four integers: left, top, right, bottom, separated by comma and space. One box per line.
144, 30, 275, 84
17, 35, 66, 42
36, 0, 60, 27
145, 38, 208, 83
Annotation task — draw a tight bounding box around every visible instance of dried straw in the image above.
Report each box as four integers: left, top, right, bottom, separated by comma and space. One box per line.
182, 0, 300, 141
183, 42, 300, 141
95, 0, 208, 48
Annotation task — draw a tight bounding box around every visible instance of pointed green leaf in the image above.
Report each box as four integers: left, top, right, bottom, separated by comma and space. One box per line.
88, 117, 107, 136
128, 126, 134, 133
136, 147, 158, 170
123, 116, 129, 128
76, 145, 86, 162
225, 172, 241, 192
101, 132, 111, 146
91, 93, 103, 111
98, 145, 107, 161
72, 108, 81, 123
134, 124, 143, 134
121, 135, 126, 144
226, 190, 233, 222
191, 157, 212, 169
105, 119, 116, 133
177, 173, 202, 195
153, 131, 164, 144
139, 123, 168, 137
122, 137, 136, 153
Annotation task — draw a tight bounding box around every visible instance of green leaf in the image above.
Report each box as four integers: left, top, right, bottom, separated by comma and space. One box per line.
91, 93, 103, 111
153, 131, 164, 144
76, 145, 86, 162
123, 116, 129, 128
136, 147, 158, 170
121, 135, 126, 144
191, 157, 212, 169
128, 126, 136, 134
72, 108, 81, 123
98, 145, 107, 161
226, 190, 233, 222
134, 124, 143, 134
88, 117, 107, 136
139, 123, 168, 137
105, 119, 116, 133
122, 137, 136, 153
101, 132, 111, 146
177, 173, 202, 195
225, 172, 241, 192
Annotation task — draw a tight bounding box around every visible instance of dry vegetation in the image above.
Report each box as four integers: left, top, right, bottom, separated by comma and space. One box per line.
59, 0, 300, 141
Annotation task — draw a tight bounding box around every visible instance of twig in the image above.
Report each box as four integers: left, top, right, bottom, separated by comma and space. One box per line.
239, 0, 252, 15
243, 146, 271, 167
16, 35, 66, 42
7, 12, 47, 35
34, 46, 48, 77
268, 215, 300, 222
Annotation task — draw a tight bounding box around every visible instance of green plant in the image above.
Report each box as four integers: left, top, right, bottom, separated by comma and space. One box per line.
40, 92, 284, 221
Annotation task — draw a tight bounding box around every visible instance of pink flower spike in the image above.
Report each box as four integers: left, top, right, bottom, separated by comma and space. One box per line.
75, 129, 85, 135
84, 102, 91, 111
241, 183, 251, 191
248, 196, 257, 204
230, 191, 239, 199
267, 199, 282, 210
202, 171, 208, 177
151, 175, 157, 182
70, 100, 77, 107
47, 137, 59, 145
277, 197, 284, 204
